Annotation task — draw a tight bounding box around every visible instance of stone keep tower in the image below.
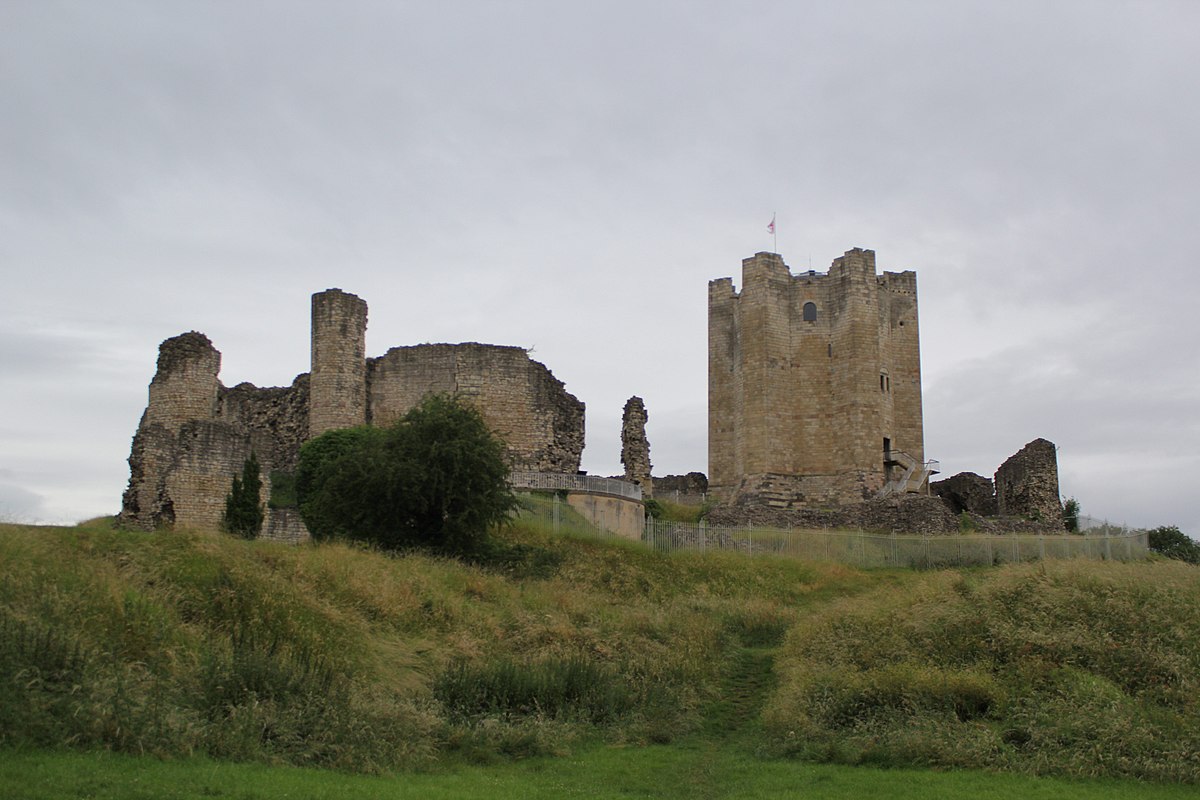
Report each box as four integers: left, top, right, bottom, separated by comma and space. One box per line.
708, 248, 927, 507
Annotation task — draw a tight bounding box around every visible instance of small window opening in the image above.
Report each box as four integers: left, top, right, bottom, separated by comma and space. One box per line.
803, 302, 817, 322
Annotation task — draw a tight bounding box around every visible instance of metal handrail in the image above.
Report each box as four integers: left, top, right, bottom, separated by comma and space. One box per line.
509, 471, 643, 501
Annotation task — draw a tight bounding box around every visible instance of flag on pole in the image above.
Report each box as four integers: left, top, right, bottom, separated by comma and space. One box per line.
767, 214, 776, 235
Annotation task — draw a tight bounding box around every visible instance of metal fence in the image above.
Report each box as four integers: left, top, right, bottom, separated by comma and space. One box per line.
509, 472, 643, 501
517, 493, 1149, 568
642, 518, 1149, 568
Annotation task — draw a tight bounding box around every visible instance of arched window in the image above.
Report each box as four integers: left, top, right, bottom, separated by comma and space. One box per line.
802, 302, 817, 322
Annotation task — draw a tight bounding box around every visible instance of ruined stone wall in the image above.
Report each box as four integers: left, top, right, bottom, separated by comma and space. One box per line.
708, 248, 924, 507
653, 472, 708, 496
932, 472, 998, 516
120, 331, 306, 532
217, 376, 310, 473
995, 438, 1062, 522
122, 290, 586, 535
367, 343, 585, 473
620, 396, 652, 495
163, 420, 257, 530
309, 289, 367, 438
145, 332, 220, 427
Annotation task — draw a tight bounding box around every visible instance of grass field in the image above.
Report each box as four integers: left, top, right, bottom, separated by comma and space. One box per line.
2, 514, 1199, 794
4, 745, 1198, 800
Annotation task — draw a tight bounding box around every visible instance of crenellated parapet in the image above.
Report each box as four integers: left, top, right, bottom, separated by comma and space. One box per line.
708, 248, 925, 508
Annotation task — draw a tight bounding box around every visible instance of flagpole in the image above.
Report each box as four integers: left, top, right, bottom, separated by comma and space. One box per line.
773, 211, 777, 254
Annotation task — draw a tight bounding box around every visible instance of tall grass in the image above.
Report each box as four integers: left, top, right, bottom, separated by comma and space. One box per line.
5, 518, 1195, 782
764, 560, 1200, 781
0, 518, 852, 770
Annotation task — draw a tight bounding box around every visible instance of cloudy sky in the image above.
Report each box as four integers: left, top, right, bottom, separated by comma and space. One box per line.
2, 1, 1197, 534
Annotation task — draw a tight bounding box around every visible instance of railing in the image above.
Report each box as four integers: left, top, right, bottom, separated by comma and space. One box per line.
516, 493, 1149, 568
641, 518, 1148, 567
509, 471, 643, 501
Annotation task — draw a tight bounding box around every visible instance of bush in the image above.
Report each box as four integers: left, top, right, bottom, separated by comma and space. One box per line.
296, 394, 518, 556
1062, 497, 1080, 533
1148, 525, 1200, 564
221, 454, 264, 538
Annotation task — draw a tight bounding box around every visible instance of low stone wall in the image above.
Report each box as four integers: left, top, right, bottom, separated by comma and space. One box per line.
932, 472, 997, 516
565, 493, 645, 540
262, 507, 311, 544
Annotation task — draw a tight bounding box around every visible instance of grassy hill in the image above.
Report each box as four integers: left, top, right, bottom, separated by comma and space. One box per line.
2, 512, 1199, 787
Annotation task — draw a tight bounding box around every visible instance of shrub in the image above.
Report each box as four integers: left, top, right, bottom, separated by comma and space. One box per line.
297, 394, 518, 556
221, 454, 264, 538
1148, 525, 1200, 564
1062, 497, 1080, 533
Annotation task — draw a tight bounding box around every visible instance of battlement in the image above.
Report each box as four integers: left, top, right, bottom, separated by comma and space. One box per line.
708, 247, 925, 507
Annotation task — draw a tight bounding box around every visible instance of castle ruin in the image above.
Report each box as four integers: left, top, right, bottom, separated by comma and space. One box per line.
708, 248, 933, 508
119, 289, 585, 535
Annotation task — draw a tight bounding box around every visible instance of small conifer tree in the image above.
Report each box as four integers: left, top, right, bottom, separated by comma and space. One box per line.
222, 453, 264, 538
1062, 497, 1080, 533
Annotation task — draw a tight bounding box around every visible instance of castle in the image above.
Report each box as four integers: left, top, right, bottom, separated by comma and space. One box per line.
119, 289, 585, 537
708, 248, 936, 507
120, 247, 1061, 538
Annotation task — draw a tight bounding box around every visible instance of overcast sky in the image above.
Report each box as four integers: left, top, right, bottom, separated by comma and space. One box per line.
2, 1, 1197, 535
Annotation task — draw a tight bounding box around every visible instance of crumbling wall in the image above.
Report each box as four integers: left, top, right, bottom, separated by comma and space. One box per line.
120, 333, 305, 532
121, 291, 587, 536
932, 472, 998, 516
310, 289, 367, 438
120, 332, 225, 530
995, 438, 1062, 523
367, 343, 585, 473
217, 376, 310, 473
620, 396, 652, 495
652, 472, 708, 498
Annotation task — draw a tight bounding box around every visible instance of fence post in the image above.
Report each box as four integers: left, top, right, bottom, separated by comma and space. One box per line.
700, 519, 706, 553
553, 493, 561, 534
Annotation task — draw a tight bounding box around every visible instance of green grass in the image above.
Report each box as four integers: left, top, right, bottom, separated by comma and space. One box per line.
4, 745, 1198, 800
2, 516, 1199, 789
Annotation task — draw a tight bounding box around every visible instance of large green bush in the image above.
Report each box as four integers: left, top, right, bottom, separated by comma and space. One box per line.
296, 394, 518, 555
1147, 525, 1200, 564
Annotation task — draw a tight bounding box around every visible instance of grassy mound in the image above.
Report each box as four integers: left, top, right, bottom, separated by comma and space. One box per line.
764, 560, 1200, 781
0, 517, 862, 772
3, 516, 1198, 783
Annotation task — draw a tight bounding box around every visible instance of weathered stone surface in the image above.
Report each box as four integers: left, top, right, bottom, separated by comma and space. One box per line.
707, 495, 960, 534
932, 472, 998, 516
368, 343, 584, 473
120, 290, 586, 535
262, 507, 311, 544
310, 289, 368, 438
218, 375, 310, 473
651, 472, 708, 504
995, 438, 1062, 523
709, 249, 924, 507
620, 396, 652, 495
